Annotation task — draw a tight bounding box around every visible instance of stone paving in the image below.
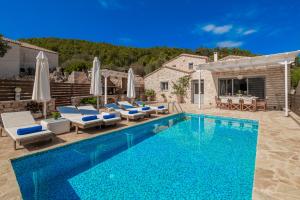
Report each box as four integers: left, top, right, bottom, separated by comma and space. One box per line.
0, 105, 300, 199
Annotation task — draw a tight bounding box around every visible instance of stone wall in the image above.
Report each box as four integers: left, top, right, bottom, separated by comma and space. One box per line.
68, 71, 90, 84
163, 54, 207, 72
145, 67, 190, 102
0, 99, 56, 120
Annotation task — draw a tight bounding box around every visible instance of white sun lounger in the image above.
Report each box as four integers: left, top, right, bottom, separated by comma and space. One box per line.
77, 105, 121, 126
57, 106, 103, 134
118, 101, 155, 117
135, 101, 168, 114
104, 103, 144, 121
0, 111, 54, 150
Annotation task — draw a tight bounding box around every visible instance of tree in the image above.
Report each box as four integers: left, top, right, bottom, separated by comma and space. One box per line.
291, 57, 300, 88
172, 76, 191, 103
19, 37, 256, 75
0, 34, 10, 57
61, 59, 91, 74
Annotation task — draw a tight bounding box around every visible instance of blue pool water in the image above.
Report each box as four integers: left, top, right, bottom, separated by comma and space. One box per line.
12, 113, 258, 200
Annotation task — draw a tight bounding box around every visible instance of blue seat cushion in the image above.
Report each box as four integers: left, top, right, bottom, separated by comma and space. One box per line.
128, 110, 138, 114
17, 125, 43, 135
82, 115, 98, 121
103, 113, 116, 119
142, 106, 150, 111
158, 105, 165, 109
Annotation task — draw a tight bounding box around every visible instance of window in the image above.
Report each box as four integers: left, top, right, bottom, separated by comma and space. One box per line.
219, 79, 232, 96
160, 82, 169, 91
218, 77, 265, 99
233, 79, 247, 95
188, 62, 194, 70
248, 77, 265, 99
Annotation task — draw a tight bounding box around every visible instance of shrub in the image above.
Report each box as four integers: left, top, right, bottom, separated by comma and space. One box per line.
80, 97, 97, 105
291, 67, 300, 88
145, 89, 156, 98
62, 59, 91, 74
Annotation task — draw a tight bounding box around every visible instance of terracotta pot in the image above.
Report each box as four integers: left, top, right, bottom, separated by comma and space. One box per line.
177, 96, 183, 103
147, 96, 151, 102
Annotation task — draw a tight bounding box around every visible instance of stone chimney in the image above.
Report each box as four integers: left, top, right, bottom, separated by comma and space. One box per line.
214, 52, 218, 62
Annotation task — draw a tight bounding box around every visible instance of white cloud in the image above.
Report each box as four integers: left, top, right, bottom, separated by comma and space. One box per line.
217, 41, 243, 48
202, 24, 233, 34
242, 29, 257, 35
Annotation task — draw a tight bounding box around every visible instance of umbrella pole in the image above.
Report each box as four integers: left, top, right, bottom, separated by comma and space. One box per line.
97, 96, 100, 110
43, 101, 47, 119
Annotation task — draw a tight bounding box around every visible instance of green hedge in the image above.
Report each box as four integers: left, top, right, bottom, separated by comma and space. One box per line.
80, 97, 97, 105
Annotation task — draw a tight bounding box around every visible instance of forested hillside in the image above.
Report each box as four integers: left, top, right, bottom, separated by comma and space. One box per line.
20, 38, 256, 76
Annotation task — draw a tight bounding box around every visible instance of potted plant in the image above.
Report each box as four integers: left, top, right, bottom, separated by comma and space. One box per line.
145, 89, 155, 101
161, 93, 167, 103
172, 76, 190, 103
26, 101, 43, 118
52, 112, 60, 120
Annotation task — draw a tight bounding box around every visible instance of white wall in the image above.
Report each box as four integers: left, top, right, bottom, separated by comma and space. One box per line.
0, 43, 20, 78
20, 47, 58, 70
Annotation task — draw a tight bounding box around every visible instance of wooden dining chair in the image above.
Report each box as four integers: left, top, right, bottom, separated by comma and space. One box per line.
220, 98, 230, 109
256, 99, 267, 111
230, 98, 242, 110
242, 99, 257, 112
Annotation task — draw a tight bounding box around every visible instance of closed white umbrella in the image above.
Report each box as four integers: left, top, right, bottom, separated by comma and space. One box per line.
127, 68, 136, 101
32, 51, 51, 119
90, 57, 102, 109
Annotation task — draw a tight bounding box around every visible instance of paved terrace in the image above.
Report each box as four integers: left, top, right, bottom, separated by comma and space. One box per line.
0, 105, 300, 200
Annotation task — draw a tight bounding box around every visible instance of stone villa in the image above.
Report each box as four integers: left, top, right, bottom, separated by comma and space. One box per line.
145, 51, 300, 110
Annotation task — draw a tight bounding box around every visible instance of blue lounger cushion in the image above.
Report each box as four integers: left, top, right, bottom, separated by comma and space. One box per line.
135, 101, 143, 106
82, 115, 98, 121
158, 105, 165, 109
103, 113, 116, 119
17, 125, 43, 135
105, 103, 120, 110
128, 110, 138, 114
142, 106, 150, 111
122, 104, 135, 109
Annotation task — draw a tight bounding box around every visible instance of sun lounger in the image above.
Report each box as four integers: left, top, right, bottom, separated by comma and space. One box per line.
57, 106, 103, 134
0, 111, 54, 150
118, 101, 155, 117
104, 103, 144, 121
77, 105, 121, 126
135, 101, 168, 114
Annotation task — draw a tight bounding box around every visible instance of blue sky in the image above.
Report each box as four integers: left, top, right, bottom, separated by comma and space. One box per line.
1, 0, 299, 54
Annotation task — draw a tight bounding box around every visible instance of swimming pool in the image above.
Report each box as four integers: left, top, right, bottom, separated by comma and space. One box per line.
12, 113, 258, 200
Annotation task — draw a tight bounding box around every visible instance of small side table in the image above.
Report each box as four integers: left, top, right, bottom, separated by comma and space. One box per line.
40, 118, 70, 135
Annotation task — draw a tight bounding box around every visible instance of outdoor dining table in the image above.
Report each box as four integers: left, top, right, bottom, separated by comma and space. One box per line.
219, 96, 258, 101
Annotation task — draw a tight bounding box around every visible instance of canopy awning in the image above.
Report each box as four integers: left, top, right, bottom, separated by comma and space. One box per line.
197, 50, 300, 72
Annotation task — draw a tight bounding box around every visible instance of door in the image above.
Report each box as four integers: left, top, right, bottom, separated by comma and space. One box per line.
192, 80, 204, 104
